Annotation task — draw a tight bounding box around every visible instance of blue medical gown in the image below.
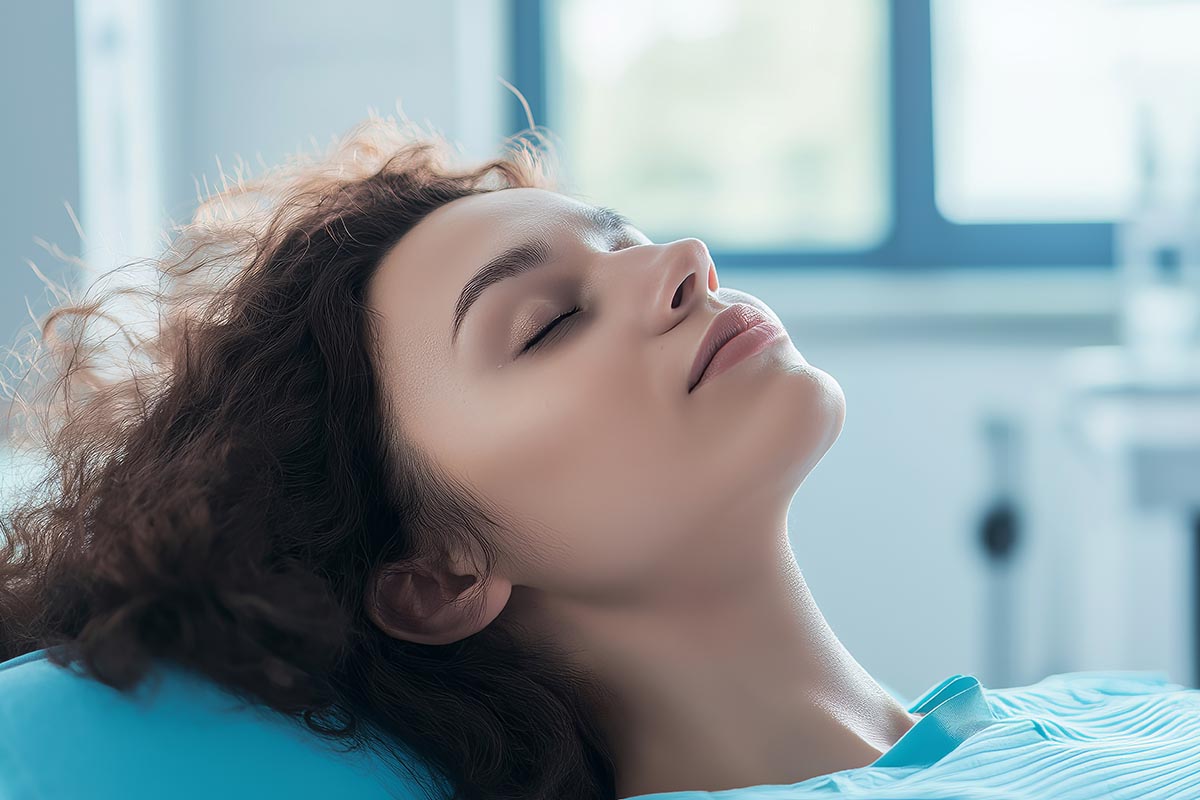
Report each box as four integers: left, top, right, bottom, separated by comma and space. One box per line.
623, 671, 1200, 799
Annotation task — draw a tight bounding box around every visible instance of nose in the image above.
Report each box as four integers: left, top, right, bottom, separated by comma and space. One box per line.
664, 238, 716, 312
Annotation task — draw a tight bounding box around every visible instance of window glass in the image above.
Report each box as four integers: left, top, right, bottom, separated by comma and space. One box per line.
547, 0, 891, 249
932, 0, 1200, 223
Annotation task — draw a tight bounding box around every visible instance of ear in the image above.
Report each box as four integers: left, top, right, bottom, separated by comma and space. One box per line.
366, 555, 512, 645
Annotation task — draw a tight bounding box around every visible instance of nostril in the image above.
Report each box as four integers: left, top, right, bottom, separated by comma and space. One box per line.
671, 272, 695, 309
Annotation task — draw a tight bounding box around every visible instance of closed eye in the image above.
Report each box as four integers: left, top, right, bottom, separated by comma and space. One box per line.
520, 306, 580, 354
517, 236, 643, 356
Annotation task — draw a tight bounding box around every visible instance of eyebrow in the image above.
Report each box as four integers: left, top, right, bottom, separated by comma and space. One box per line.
450, 205, 635, 347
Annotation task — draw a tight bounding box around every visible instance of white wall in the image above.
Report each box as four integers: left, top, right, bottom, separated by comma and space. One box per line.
161, 0, 509, 224
0, 0, 80, 350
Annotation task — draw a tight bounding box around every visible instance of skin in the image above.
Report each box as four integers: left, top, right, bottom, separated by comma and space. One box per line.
365, 187, 922, 797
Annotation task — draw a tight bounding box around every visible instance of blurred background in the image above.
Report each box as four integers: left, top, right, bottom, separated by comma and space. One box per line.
2, 0, 1200, 703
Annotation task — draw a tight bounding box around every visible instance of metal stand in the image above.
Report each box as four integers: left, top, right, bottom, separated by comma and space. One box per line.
1193, 509, 1200, 688
979, 416, 1022, 689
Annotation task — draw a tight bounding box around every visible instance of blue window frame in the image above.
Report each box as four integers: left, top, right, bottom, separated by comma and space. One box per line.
509, 0, 1113, 269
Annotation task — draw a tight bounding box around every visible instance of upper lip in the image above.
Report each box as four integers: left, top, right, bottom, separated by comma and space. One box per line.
687, 302, 774, 392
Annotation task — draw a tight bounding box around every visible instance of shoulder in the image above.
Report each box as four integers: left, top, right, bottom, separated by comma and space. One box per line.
0, 647, 443, 800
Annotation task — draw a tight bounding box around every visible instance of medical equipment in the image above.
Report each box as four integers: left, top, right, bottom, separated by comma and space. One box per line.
1061, 1, 1200, 685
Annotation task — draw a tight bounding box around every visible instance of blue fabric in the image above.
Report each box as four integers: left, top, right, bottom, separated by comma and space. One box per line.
0, 646, 449, 799
622, 669, 1200, 799
6, 643, 1198, 800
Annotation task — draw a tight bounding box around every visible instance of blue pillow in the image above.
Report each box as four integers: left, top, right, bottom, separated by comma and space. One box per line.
0, 647, 448, 799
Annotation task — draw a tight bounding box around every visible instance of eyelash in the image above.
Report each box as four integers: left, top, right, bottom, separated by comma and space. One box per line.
518, 237, 640, 355
521, 305, 581, 354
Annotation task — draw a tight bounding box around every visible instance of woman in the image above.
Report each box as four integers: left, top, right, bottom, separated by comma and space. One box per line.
1, 114, 1198, 800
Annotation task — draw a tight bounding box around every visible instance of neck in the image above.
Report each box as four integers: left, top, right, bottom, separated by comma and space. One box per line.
505, 525, 920, 798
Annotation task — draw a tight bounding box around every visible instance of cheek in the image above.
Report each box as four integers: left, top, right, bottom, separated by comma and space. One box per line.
450, 370, 689, 593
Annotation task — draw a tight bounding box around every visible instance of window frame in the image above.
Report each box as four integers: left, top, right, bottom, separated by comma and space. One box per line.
509, 0, 1113, 269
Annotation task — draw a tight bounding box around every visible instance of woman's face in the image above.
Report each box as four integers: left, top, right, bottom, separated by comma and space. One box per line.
368, 187, 844, 607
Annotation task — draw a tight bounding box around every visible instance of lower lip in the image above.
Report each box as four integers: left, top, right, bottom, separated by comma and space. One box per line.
691, 321, 787, 392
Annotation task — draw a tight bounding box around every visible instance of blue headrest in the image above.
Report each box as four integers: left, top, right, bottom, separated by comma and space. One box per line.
0, 647, 447, 799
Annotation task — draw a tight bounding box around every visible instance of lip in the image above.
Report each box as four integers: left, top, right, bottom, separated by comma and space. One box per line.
687, 303, 782, 393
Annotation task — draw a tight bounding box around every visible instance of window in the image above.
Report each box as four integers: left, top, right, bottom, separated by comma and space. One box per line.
544, 0, 889, 251
511, 0, 1117, 267
932, 0, 1200, 224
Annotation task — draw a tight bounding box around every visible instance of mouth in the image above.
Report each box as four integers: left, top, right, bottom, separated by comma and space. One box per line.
687, 303, 777, 393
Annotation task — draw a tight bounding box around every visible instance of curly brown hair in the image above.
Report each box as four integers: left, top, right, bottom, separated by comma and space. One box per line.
0, 114, 618, 800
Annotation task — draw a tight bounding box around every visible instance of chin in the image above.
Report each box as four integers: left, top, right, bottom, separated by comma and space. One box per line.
786, 362, 845, 475
724, 356, 845, 499
817, 367, 847, 446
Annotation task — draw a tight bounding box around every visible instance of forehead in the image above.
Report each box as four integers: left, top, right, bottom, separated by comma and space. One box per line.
367, 187, 588, 388
375, 187, 586, 303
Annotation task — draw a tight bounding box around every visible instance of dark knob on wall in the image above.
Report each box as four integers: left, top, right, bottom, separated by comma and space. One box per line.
980, 498, 1020, 561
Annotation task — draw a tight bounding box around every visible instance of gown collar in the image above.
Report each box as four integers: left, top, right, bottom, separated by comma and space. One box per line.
870, 674, 996, 768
